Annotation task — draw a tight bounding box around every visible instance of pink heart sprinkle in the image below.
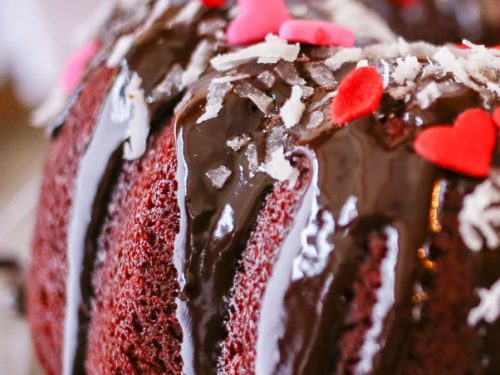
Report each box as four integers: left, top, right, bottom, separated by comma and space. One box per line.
61, 40, 100, 94
279, 20, 355, 47
226, 0, 291, 45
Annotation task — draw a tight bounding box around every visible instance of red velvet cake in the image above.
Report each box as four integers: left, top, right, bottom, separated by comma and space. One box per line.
28, 0, 500, 374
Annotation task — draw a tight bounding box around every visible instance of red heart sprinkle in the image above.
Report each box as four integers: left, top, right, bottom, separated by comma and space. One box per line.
202, 0, 225, 7
226, 0, 291, 45
279, 20, 355, 47
414, 109, 496, 177
330, 67, 384, 126
493, 107, 500, 128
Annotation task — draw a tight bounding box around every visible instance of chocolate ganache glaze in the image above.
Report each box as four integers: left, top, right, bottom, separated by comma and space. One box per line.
35, 0, 500, 374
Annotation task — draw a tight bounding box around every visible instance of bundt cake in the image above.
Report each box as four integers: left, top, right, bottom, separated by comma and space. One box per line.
28, 0, 500, 374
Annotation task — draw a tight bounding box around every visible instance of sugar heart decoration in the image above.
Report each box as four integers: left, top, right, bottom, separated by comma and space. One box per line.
202, 0, 225, 7
61, 40, 99, 94
226, 0, 291, 45
494, 107, 500, 129
279, 20, 355, 47
330, 66, 384, 125
414, 109, 496, 177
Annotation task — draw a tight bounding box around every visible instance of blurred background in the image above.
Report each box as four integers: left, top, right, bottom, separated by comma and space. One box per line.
0, 0, 106, 373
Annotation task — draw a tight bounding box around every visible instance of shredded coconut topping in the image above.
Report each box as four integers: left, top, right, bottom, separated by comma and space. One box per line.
280, 85, 305, 128
234, 82, 274, 114
258, 71, 277, 88
305, 63, 337, 89
211, 35, 300, 72
107, 34, 135, 68
206, 165, 232, 189
392, 55, 421, 84
227, 134, 251, 151
325, 48, 363, 71
170, 1, 202, 26
459, 174, 500, 252
197, 81, 233, 124
416, 82, 441, 109
468, 279, 500, 326
263, 146, 299, 187
182, 40, 214, 87
123, 73, 150, 160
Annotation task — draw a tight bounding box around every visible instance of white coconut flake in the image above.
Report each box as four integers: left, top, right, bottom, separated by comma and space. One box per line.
107, 34, 135, 67
197, 81, 233, 124
305, 63, 336, 89
31, 87, 66, 128
211, 34, 300, 71
275, 62, 307, 86
309, 91, 336, 111
468, 279, 500, 326
257, 71, 277, 88
416, 82, 441, 109
143, 0, 171, 30
227, 134, 251, 151
123, 73, 150, 160
280, 85, 305, 128
263, 146, 299, 187
206, 165, 232, 189
380, 59, 391, 88
245, 143, 259, 177
198, 18, 227, 36
325, 48, 363, 71
357, 59, 369, 68
301, 86, 315, 99
306, 111, 325, 129
182, 40, 214, 86
152, 64, 183, 99
212, 74, 251, 84
432, 47, 481, 91
392, 55, 421, 84
459, 175, 500, 252
234, 82, 273, 114
170, 1, 202, 26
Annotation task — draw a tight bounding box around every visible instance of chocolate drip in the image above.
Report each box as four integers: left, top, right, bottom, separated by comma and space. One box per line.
259, 118, 436, 375
174, 77, 276, 373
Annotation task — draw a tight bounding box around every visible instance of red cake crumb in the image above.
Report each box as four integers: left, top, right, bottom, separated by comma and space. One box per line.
86, 124, 182, 374
28, 65, 116, 375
